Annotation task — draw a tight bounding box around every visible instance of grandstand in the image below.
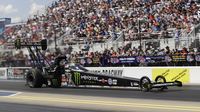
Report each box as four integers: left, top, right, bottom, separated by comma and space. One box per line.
1, 0, 200, 67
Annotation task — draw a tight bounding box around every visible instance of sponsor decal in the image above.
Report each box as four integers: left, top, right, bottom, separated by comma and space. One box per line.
136, 56, 146, 63
119, 57, 136, 63
152, 68, 190, 83
110, 57, 119, 64
107, 78, 118, 85
91, 69, 123, 77
1, 68, 29, 80
195, 55, 200, 61
81, 75, 98, 81
82, 81, 96, 84
187, 55, 194, 62
112, 79, 117, 85
74, 72, 99, 85
0, 69, 6, 79
131, 82, 139, 86
160, 69, 170, 77
98, 78, 108, 83
165, 55, 172, 62
171, 69, 188, 81
0, 70, 5, 77
74, 72, 81, 85
108, 78, 113, 85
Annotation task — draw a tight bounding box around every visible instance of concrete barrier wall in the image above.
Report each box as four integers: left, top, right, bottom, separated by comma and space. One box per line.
0, 67, 199, 84
87, 67, 200, 84
0, 68, 7, 80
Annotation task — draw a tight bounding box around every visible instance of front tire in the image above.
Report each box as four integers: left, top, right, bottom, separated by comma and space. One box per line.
140, 76, 152, 92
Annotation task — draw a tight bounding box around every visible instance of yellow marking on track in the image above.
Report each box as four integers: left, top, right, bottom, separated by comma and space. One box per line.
5, 95, 200, 112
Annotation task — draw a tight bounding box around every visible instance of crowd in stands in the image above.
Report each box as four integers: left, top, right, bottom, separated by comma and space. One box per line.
4, 0, 200, 44
67, 45, 200, 66
0, 50, 28, 67
1, 44, 200, 67
1, 0, 200, 67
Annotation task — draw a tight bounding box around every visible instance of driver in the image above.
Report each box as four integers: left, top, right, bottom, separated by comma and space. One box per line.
53, 49, 67, 75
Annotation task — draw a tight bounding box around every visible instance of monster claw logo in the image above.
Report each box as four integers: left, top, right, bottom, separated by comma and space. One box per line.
74, 72, 81, 85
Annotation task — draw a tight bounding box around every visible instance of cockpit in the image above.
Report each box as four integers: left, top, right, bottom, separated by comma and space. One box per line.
67, 63, 89, 72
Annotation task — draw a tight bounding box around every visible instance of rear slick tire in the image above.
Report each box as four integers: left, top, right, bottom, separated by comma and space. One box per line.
26, 69, 44, 88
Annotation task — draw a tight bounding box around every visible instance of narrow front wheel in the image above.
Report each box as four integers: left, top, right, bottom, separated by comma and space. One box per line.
140, 76, 152, 92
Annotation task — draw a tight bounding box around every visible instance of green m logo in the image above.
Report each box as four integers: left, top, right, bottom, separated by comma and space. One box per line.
74, 72, 81, 85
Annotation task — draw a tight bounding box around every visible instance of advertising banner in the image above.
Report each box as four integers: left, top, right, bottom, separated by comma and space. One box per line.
171, 55, 187, 62
110, 56, 166, 64
195, 54, 200, 62
7, 67, 31, 80
0, 68, 7, 80
78, 54, 200, 66
0, 68, 7, 79
152, 68, 190, 83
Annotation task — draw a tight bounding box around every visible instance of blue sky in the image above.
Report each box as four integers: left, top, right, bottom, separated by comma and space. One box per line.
0, 0, 57, 23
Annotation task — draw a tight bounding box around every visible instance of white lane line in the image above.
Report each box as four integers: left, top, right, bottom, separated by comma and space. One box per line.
0, 90, 22, 97
8, 92, 22, 97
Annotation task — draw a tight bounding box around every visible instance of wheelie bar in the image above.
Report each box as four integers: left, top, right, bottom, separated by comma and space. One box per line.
151, 81, 182, 88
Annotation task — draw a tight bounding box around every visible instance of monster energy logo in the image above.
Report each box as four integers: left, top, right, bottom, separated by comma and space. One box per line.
74, 72, 81, 85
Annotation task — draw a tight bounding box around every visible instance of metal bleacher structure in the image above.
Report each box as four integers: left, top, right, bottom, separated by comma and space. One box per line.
47, 23, 200, 53
1, 23, 200, 56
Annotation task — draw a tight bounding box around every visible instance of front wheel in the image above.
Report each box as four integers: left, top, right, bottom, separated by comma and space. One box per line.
140, 76, 152, 92
155, 75, 167, 91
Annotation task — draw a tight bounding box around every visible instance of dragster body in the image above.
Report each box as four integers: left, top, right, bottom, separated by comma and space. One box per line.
13, 38, 182, 92
62, 64, 182, 91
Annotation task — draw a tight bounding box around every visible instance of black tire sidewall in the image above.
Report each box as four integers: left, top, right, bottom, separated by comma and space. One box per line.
26, 69, 44, 88
139, 76, 152, 92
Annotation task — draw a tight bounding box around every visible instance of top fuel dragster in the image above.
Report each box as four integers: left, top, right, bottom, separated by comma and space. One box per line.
14, 38, 182, 92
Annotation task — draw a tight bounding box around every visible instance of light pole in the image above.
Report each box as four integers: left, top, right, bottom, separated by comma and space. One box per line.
53, 23, 59, 50
55, 32, 57, 50
138, 18, 142, 55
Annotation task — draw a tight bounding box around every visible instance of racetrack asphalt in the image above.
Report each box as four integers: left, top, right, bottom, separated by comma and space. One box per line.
0, 80, 200, 102
0, 102, 111, 112
0, 80, 200, 112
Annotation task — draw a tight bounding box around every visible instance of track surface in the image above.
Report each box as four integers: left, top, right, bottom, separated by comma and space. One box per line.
0, 81, 200, 102
0, 102, 108, 112
0, 80, 200, 112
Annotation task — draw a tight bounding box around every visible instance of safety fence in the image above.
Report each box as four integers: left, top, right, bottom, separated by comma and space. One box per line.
1, 54, 200, 67
74, 54, 200, 67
